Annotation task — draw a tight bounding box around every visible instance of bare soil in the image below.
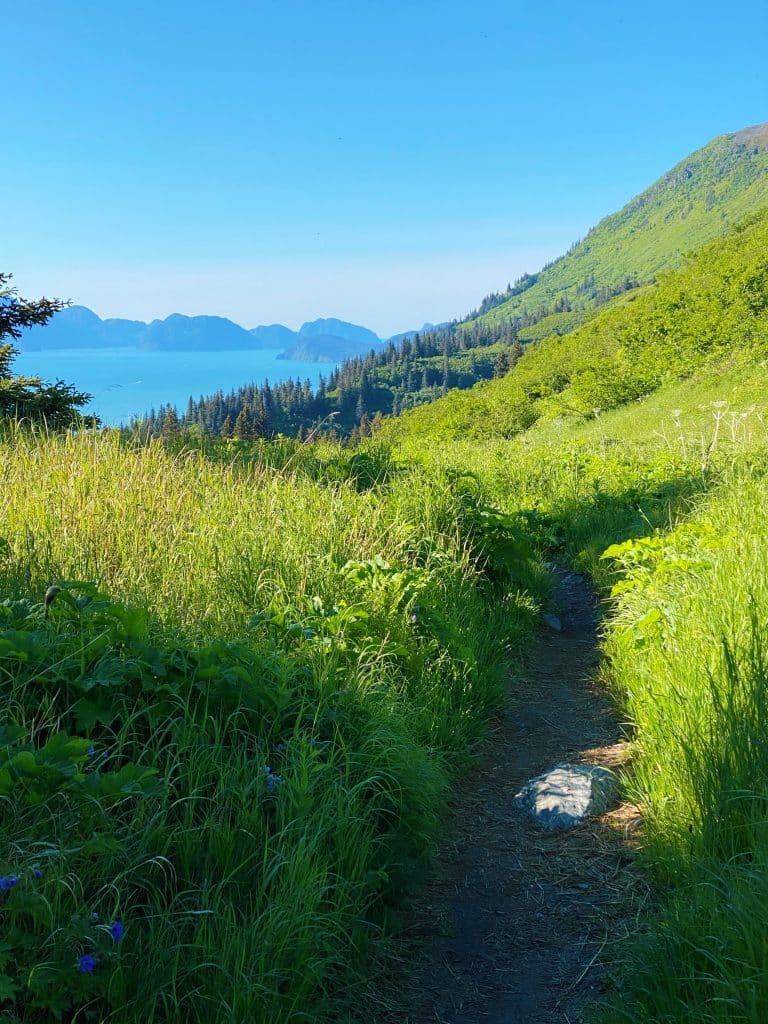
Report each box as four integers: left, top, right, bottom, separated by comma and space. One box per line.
376, 569, 646, 1024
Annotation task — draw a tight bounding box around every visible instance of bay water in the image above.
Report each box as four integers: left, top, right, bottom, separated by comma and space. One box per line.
14, 348, 336, 427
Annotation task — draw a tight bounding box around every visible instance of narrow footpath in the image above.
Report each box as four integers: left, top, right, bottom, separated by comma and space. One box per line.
381, 569, 645, 1024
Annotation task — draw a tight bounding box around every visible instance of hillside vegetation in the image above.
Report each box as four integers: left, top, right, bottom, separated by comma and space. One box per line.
384, 205, 768, 441
159, 125, 768, 440
410, 381, 768, 1023
0, 430, 545, 1022
385, 204, 768, 1022
3, 127, 768, 1023
474, 123, 768, 328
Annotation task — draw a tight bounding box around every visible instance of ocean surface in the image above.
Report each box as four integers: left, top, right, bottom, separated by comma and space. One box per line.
14, 348, 336, 427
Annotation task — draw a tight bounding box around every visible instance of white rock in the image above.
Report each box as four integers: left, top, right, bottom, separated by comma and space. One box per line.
514, 763, 617, 830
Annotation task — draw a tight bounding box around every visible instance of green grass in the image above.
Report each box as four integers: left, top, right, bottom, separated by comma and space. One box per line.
391, 356, 768, 1021
0, 427, 546, 1022
596, 465, 768, 1021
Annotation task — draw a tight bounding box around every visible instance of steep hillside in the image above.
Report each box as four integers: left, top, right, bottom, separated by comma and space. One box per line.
385, 206, 768, 442
472, 122, 768, 329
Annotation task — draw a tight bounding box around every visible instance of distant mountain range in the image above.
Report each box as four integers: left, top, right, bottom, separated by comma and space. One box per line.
388, 322, 451, 345
18, 307, 435, 363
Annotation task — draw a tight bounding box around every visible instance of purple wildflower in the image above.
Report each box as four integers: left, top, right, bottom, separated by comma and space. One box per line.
78, 954, 97, 974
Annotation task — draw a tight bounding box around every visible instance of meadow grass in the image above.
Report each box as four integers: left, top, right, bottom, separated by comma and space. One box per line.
0, 426, 544, 1021
393, 374, 768, 1022
5, 362, 768, 1022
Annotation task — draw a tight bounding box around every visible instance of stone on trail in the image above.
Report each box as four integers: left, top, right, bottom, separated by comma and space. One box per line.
514, 763, 617, 830
542, 613, 562, 631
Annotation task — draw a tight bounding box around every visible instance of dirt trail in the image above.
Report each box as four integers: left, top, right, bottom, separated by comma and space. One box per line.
381, 569, 642, 1024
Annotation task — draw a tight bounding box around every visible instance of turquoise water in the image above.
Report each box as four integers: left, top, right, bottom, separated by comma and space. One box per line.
14, 348, 335, 426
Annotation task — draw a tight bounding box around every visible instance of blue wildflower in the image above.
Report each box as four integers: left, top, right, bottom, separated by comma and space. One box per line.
110, 920, 124, 942
0, 875, 18, 891
78, 954, 97, 974
91, 911, 99, 922
87, 746, 96, 757
33, 868, 43, 879
266, 773, 284, 792
276, 743, 285, 752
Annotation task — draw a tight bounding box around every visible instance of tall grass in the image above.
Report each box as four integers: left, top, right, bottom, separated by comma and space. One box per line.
0, 427, 542, 1021
393, 375, 768, 1022
599, 470, 768, 1021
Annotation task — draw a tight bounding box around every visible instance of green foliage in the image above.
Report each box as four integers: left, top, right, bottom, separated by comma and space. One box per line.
387, 206, 768, 443
474, 129, 768, 329
0, 274, 94, 428
398, 362, 768, 1023
0, 428, 543, 1022
597, 471, 768, 1022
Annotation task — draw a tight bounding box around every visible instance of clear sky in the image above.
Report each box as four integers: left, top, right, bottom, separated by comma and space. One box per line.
4, 0, 767, 337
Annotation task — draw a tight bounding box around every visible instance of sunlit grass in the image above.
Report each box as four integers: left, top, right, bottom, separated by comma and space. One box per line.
0, 425, 542, 1021
392, 368, 768, 1022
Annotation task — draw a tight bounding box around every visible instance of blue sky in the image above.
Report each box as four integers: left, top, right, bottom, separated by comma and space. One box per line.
4, 0, 767, 336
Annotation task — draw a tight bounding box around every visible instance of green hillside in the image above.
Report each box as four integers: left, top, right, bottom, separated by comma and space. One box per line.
473, 122, 768, 329
385, 205, 768, 441
383, 207, 768, 1021
169, 124, 768, 442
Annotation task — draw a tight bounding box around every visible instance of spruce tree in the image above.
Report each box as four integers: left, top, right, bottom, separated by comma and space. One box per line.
232, 404, 253, 440
161, 406, 180, 439
0, 274, 93, 427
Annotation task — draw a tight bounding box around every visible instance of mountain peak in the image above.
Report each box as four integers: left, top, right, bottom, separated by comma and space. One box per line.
299, 318, 381, 346
732, 122, 768, 148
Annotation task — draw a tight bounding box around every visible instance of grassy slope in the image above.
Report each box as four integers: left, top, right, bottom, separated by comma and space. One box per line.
490, 390, 768, 1023
383, 204, 768, 442
475, 123, 768, 328
0, 432, 546, 1022
387, 208, 768, 1021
